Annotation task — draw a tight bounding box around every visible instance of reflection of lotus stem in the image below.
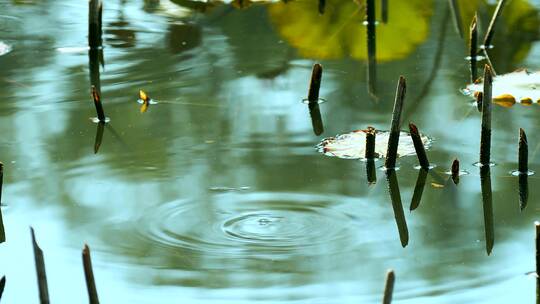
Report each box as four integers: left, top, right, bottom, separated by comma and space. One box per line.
408, 123, 429, 169
410, 168, 428, 211
519, 128, 528, 173
91, 86, 107, 123
385, 76, 406, 169
31, 228, 50, 304
366, 159, 376, 184
451, 158, 460, 185
536, 222, 540, 279
88, 0, 103, 49
469, 14, 478, 82
0, 276, 5, 299
483, 0, 507, 49
83, 245, 100, 304
365, 126, 376, 159
307, 64, 322, 103
480, 65, 492, 166
480, 166, 494, 255
382, 269, 395, 304
0, 163, 4, 243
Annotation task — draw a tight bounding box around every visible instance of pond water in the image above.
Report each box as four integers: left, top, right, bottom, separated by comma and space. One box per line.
1, 0, 540, 303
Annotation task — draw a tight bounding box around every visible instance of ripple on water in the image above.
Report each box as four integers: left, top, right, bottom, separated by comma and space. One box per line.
0, 41, 11, 56
135, 192, 384, 259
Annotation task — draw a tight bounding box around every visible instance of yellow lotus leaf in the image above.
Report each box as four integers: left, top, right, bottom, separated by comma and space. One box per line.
267, 0, 432, 61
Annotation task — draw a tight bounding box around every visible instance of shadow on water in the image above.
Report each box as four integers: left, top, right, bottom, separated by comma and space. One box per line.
385, 169, 408, 247
94, 122, 105, 154
480, 166, 494, 256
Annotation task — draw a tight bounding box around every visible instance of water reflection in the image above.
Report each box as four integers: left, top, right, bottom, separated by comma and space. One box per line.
385, 169, 408, 247
410, 168, 428, 211
307, 102, 324, 136
94, 122, 105, 154
519, 174, 528, 211
366, 159, 377, 184
480, 166, 494, 255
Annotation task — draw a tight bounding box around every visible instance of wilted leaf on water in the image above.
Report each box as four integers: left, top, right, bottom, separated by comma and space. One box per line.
267, 0, 432, 61
317, 129, 432, 160
463, 70, 540, 106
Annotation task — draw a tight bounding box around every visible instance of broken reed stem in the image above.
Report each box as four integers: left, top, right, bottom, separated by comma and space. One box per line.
408, 123, 429, 169
382, 269, 395, 304
385, 76, 406, 169
365, 127, 376, 159
534, 221, 540, 277
451, 158, 460, 184
366, 0, 377, 95
483, 0, 507, 49
91, 85, 106, 123
519, 128, 528, 174
0, 276, 4, 300
381, 0, 388, 23
469, 14, 478, 82
31, 228, 49, 304
83, 244, 100, 304
307, 64, 323, 103
476, 91, 483, 112
88, 0, 103, 49
480, 65, 492, 166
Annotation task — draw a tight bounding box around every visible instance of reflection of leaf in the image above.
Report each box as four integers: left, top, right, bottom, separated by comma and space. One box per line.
267, 0, 432, 61
317, 129, 432, 160
464, 70, 540, 106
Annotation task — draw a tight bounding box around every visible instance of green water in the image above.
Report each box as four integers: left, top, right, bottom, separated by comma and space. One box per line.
0, 0, 540, 303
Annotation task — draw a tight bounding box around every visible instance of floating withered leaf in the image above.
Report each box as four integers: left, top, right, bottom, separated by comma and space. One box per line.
317, 129, 431, 160
463, 70, 540, 106
138, 90, 157, 113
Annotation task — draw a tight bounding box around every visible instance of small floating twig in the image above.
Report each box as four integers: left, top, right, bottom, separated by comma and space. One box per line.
479, 65, 493, 166
307, 64, 323, 103
480, 166, 494, 255
469, 14, 478, 82
408, 123, 429, 169
386, 170, 409, 247
385, 76, 406, 169
451, 158, 460, 185
410, 168, 428, 211
448, 0, 463, 38
365, 126, 376, 160
482, 0, 507, 49
519, 128, 528, 174
381, 0, 388, 23
30, 228, 49, 304
91, 85, 107, 123
88, 0, 103, 49
83, 244, 100, 304
382, 269, 395, 304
